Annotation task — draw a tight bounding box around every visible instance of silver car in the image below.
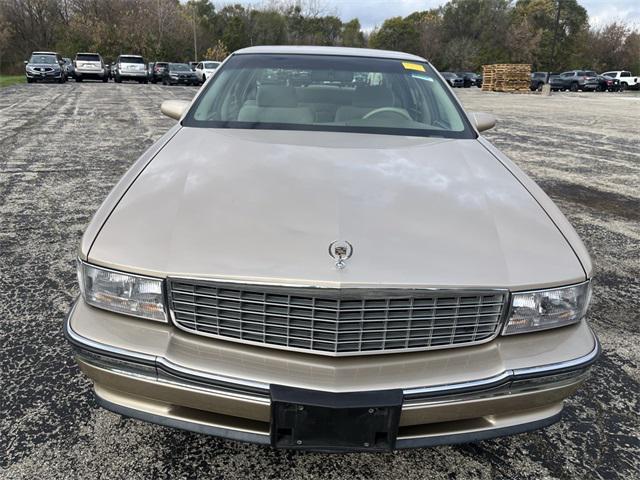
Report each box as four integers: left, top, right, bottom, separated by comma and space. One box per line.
113, 54, 148, 83
73, 52, 108, 82
66, 46, 598, 452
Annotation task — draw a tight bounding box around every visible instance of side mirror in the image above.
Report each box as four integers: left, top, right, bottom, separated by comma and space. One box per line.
24, 60, 28, 65
469, 111, 496, 132
161, 100, 190, 121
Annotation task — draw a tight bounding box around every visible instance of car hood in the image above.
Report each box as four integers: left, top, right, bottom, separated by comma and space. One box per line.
88, 128, 585, 289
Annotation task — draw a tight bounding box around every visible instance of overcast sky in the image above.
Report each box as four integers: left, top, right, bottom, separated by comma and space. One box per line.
215, 0, 640, 31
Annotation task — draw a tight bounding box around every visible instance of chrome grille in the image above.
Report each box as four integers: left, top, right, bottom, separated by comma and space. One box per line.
168, 279, 507, 356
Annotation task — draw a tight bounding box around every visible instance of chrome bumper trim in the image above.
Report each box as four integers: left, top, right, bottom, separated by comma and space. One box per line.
64, 299, 270, 396
64, 298, 600, 402
404, 333, 600, 399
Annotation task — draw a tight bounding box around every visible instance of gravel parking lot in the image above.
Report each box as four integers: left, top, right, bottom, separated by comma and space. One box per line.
1, 83, 638, 479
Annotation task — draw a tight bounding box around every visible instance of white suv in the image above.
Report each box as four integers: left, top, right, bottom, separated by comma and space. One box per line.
194, 61, 221, 84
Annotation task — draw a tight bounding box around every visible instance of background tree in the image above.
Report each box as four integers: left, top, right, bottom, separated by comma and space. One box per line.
0, 0, 637, 75
513, 0, 589, 70
341, 18, 365, 47
203, 39, 229, 61
369, 17, 420, 54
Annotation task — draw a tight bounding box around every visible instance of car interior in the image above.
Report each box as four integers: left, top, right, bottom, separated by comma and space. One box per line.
191, 60, 466, 133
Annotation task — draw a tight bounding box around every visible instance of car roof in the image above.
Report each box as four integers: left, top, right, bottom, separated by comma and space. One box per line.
33, 51, 57, 55
234, 45, 427, 62
119, 54, 143, 57
77, 52, 100, 55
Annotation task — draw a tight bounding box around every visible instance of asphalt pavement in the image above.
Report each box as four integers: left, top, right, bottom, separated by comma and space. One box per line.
0, 82, 638, 479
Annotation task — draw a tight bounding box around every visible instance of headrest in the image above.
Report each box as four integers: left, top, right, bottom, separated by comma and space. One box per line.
257, 85, 297, 107
310, 70, 353, 84
352, 86, 393, 108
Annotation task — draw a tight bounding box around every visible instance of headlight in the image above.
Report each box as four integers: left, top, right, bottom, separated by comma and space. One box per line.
503, 281, 591, 335
77, 260, 166, 322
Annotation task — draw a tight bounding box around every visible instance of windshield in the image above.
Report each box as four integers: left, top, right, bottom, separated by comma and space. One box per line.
204, 62, 220, 69
171, 63, 191, 71
77, 54, 100, 62
185, 54, 473, 139
120, 56, 144, 64
30, 55, 57, 65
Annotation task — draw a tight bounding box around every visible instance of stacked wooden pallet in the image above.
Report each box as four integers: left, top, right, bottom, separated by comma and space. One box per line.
482, 64, 531, 92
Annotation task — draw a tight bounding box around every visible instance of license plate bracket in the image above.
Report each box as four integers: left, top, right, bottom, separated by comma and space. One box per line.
270, 385, 403, 452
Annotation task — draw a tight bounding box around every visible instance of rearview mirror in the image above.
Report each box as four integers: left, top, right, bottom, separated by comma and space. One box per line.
161, 100, 190, 121
468, 112, 496, 132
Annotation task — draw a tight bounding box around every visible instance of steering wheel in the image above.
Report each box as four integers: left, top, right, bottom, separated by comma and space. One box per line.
362, 107, 412, 121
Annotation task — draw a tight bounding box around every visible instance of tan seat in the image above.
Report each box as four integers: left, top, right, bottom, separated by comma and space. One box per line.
237, 85, 313, 124
335, 86, 395, 122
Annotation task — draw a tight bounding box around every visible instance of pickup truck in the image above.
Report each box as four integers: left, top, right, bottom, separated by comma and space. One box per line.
601, 71, 639, 91
549, 70, 598, 92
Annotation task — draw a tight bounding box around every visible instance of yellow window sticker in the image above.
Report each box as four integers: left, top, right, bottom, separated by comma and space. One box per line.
402, 62, 426, 72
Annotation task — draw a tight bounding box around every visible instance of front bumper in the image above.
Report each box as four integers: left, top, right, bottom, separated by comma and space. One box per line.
26, 71, 63, 81
169, 76, 197, 84
65, 298, 599, 450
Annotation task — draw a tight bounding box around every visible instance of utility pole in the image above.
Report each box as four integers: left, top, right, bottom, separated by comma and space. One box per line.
192, 7, 198, 62
549, 0, 563, 70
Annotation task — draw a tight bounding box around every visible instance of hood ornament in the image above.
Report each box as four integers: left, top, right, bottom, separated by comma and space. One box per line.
328, 240, 353, 270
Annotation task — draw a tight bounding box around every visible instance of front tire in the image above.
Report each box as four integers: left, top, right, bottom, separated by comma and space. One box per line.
570, 83, 578, 92
75, 77, 82, 82
27, 77, 33, 83
619, 82, 627, 92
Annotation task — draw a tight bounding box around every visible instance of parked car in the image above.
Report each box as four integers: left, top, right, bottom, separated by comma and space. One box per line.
549, 70, 598, 92
530, 72, 550, 91
66, 46, 598, 452
455, 71, 481, 88
194, 61, 221, 84
74, 52, 108, 82
24, 52, 66, 83
62, 57, 74, 79
149, 62, 169, 83
600, 71, 639, 91
583, 75, 613, 92
440, 71, 464, 87
162, 63, 198, 85
601, 75, 620, 92
113, 55, 148, 83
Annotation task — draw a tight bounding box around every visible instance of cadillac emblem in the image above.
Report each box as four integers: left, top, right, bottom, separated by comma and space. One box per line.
328, 240, 353, 270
